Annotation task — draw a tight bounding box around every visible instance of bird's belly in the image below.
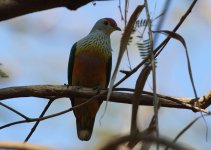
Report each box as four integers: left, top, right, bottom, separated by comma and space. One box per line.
72, 51, 108, 88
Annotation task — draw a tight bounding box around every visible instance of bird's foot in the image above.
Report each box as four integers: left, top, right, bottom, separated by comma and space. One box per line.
93, 86, 102, 94
64, 83, 70, 88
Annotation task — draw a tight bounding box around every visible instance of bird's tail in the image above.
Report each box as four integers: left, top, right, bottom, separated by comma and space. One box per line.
72, 98, 101, 141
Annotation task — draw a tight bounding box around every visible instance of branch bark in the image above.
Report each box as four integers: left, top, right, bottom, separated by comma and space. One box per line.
0, 0, 109, 21
0, 85, 211, 111
0, 141, 50, 150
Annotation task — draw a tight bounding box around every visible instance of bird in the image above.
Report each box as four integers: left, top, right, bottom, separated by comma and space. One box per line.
68, 18, 121, 141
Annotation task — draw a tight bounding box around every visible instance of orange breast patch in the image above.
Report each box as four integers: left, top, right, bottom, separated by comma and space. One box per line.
72, 50, 108, 88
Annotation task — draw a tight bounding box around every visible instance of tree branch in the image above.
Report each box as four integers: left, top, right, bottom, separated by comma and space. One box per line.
0, 101, 29, 119
24, 99, 54, 142
101, 133, 191, 150
0, 141, 50, 150
0, 85, 211, 111
0, 0, 110, 21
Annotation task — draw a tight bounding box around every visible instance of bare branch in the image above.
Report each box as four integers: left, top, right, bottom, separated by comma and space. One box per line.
129, 65, 151, 148
24, 99, 54, 142
0, 85, 211, 112
165, 114, 209, 150
0, 0, 111, 21
0, 141, 50, 150
144, 1, 159, 148
130, 65, 151, 135
154, 0, 198, 57
0, 101, 29, 119
114, 0, 198, 88
0, 91, 104, 130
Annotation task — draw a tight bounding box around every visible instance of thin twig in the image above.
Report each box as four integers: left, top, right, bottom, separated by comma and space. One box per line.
153, 0, 172, 45
24, 99, 54, 142
114, 88, 211, 114
124, 0, 132, 70
144, 1, 159, 150
165, 114, 209, 150
118, 0, 124, 20
154, 0, 198, 57
0, 92, 104, 130
0, 102, 29, 120
114, 0, 198, 89
129, 65, 151, 148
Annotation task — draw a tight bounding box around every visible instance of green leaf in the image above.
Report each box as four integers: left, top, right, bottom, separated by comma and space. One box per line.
137, 39, 157, 66
0, 69, 8, 78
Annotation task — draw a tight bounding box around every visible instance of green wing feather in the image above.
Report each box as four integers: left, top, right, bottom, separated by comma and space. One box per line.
106, 55, 112, 87
68, 42, 77, 85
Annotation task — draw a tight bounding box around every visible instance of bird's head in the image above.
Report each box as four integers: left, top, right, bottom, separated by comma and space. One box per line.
90, 18, 121, 34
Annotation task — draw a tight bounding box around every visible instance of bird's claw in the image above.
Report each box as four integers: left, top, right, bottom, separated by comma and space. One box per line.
93, 86, 102, 94
64, 83, 70, 88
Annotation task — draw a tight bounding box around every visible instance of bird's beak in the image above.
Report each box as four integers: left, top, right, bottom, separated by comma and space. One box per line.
115, 26, 121, 31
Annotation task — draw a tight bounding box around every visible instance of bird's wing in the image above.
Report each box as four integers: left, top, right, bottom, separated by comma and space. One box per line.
106, 55, 112, 87
68, 42, 77, 85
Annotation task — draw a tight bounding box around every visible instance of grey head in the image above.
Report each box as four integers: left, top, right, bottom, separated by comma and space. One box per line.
90, 18, 121, 35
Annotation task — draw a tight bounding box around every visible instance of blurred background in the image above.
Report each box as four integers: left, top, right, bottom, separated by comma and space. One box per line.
0, 0, 211, 149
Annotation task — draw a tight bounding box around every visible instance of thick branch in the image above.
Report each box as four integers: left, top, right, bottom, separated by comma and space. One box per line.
0, 85, 211, 110
0, 141, 50, 150
0, 0, 109, 21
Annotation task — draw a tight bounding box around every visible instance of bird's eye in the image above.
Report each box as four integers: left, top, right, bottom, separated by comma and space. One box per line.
104, 21, 109, 26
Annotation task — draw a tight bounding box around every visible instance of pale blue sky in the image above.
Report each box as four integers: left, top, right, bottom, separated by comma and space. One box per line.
0, 0, 211, 149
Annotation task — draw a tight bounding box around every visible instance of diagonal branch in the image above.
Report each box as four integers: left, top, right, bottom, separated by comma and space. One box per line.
144, 1, 159, 149
0, 92, 104, 130
129, 65, 151, 148
24, 99, 54, 142
130, 65, 151, 135
114, 0, 197, 88
0, 101, 29, 119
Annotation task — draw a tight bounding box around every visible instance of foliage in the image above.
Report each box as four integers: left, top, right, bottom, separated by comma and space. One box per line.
0, 64, 8, 78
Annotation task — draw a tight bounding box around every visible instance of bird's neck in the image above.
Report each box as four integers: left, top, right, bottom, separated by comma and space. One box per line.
77, 30, 112, 53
